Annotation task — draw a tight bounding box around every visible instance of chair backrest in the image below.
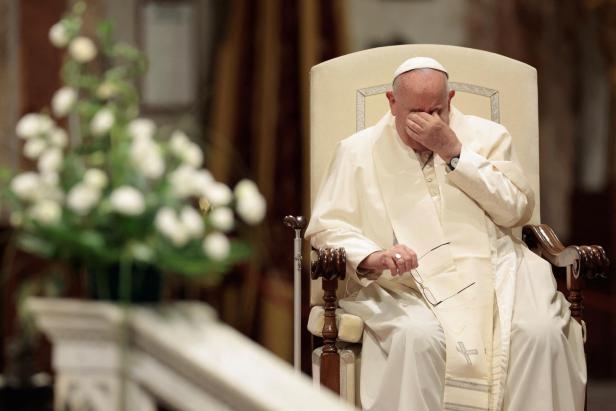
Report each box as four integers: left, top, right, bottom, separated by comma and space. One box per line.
309, 45, 539, 304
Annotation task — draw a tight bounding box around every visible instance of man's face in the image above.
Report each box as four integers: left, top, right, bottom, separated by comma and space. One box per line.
386, 69, 454, 151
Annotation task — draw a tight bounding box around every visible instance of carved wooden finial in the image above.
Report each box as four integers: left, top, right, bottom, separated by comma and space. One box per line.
579, 245, 609, 279
283, 215, 307, 230
311, 248, 346, 280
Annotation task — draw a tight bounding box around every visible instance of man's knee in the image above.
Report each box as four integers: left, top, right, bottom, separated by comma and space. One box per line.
512, 314, 564, 351
398, 319, 444, 354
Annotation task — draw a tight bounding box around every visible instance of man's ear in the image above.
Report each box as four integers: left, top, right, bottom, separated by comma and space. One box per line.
447, 89, 455, 110
386, 90, 396, 114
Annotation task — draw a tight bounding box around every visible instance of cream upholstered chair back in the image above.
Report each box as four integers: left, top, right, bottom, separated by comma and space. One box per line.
309, 45, 540, 305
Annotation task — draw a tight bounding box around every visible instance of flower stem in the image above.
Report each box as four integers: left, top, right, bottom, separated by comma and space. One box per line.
119, 254, 132, 303
118, 254, 132, 411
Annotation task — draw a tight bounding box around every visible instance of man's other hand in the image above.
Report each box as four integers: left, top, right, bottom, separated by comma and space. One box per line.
405, 112, 461, 162
359, 245, 418, 276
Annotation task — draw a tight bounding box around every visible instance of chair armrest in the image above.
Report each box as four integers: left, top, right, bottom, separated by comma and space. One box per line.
522, 224, 609, 278
522, 223, 609, 324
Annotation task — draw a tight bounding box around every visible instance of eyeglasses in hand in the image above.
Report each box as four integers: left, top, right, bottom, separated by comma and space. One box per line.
410, 242, 476, 307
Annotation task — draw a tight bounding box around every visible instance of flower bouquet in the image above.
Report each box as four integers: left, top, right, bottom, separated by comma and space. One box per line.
2, 2, 266, 301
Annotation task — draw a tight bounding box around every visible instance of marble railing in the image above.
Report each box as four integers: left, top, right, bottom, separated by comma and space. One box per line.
27, 298, 353, 411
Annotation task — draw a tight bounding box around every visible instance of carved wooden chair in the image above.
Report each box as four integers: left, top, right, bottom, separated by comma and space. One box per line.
285, 44, 609, 406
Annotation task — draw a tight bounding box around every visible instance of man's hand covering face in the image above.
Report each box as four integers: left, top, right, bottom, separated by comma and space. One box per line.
406, 111, 462, 163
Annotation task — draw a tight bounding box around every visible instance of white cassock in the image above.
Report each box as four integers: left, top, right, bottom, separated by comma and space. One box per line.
305, 107, 586, 411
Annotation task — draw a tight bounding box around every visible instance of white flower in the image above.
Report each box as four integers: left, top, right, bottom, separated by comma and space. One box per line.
90, 108, 114, 137
203, 232, 230, 261
38, 148, 63, 174
169, 130, 203, 167
154, 207, 175, 234
130, 242, 154, 262
38, 173, 63, 203
169, 165, 198, 198
236, 190, 266, 225
67, 183, 100, 215
234, 179, 260, 200
46, 189, 64, 203
23, 138, 47, 159
193, 169, 215, 197
141, 151, 165, 179
168, 166, 223, 200
11, 172, 41, 202
49, 127, 68, 148
84, 169, 108, 190
49, 22, 69, 47
96, 82, 117, 99
16, 113, 54, 139
167, 227, 189, 247
69, 36, 97, 63
234, 179, 266, 224
51, 87, 77, 117
40, 172, 59, 187
155, 207, 189, 247
16, 114, 40, 139
205, 182, 232, 207
109, 186, 145, 216
180, 206, 204, 238
30, 199, 62, 225
154, 207, 205, 246
183, 144, 203, 168
12, 171, 62, 204
131, 137, 164, 179
128, 118, 156, 140
169, 130, 190, 153
209, 207, 234, 232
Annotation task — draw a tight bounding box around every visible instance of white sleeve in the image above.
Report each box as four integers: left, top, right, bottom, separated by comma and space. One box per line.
305, 142, 383, 286
446, 131, 535, 228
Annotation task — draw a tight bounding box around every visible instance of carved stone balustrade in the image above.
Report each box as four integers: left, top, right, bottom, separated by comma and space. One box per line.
27, 298, 354, 411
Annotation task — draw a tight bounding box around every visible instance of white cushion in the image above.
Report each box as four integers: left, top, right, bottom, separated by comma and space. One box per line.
307, 306, 364, 343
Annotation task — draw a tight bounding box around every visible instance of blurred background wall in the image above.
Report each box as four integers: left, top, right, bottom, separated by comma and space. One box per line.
1, 0, 615, 407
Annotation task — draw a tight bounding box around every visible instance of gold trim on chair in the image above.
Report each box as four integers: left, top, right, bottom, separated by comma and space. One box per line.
355, 82, 500, 131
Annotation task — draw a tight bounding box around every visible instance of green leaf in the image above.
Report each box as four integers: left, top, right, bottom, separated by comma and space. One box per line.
79, 230, 105, 250
97, 20, 114, 53
72, 1, 86, 15
154, 240, 251, 277
17, 233, 55, 258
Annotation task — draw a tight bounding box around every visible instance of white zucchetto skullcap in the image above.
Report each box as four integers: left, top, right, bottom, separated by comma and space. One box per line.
393, 56, 448, 80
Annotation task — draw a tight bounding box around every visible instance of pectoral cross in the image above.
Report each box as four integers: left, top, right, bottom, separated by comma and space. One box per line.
456, 341, 479, 365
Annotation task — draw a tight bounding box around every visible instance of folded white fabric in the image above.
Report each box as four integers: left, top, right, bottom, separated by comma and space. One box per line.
307, 306, 364, 343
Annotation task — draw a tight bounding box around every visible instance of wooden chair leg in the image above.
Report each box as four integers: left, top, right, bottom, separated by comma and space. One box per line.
320, 276, 340, 393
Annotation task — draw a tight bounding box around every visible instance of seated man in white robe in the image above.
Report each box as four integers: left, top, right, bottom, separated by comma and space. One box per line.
305, 57, 586, 411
